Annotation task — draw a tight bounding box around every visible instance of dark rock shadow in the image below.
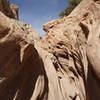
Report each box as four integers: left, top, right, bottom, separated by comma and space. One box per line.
0, 44, 49, 100
87, 64, 100, 100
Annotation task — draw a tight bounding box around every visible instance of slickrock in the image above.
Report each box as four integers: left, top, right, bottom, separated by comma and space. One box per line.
0, 0, 100, 100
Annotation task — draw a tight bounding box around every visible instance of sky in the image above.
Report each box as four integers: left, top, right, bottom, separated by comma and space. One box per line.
10, 0, 68, 36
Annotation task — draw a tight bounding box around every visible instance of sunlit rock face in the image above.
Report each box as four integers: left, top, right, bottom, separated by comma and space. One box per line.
0, 0, 100, 100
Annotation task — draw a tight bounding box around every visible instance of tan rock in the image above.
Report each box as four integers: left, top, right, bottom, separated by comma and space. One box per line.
10, 4, 19, 19
0, 0, 100, 100
0, 0, 19, 19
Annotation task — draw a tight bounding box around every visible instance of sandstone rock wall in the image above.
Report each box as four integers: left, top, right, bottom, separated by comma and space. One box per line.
0, 0, 19, 19
0, 0, 100, 100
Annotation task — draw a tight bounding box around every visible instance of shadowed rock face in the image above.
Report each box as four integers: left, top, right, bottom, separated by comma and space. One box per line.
0, 0, 19, 19
0, 0, 100, 100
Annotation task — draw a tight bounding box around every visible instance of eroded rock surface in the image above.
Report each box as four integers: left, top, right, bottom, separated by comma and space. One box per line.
0, 0, 100, 100
0, 0, 19, 19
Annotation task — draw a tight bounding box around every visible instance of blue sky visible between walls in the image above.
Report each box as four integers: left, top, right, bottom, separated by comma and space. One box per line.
10, 0, 68, 36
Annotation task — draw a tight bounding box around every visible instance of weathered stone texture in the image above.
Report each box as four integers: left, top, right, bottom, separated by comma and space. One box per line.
0, 0, 19, 19
0, 0, 100, 100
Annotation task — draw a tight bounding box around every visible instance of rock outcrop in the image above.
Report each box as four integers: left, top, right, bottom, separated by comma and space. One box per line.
0, 0, 19, 19
0, 0, 100, 100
